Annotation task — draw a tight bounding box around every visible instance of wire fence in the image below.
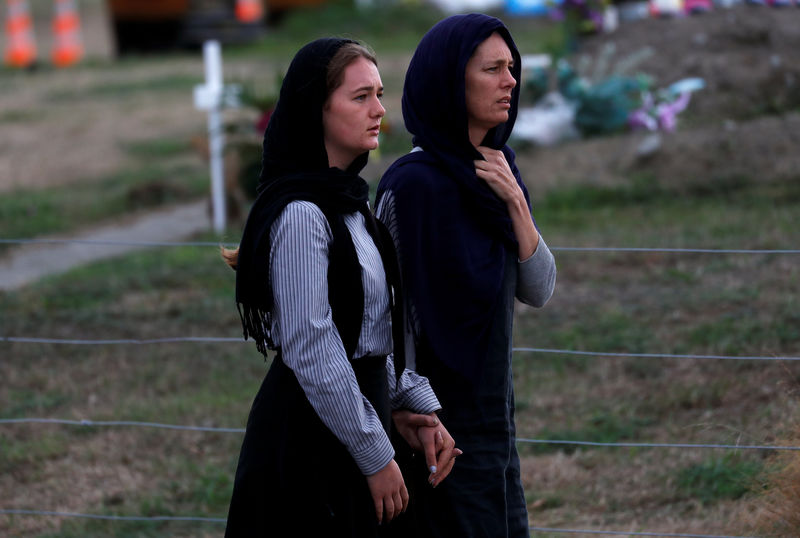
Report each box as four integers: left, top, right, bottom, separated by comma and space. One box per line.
3, 334, 799, 362
2, 236, 798, 536
2, 417, 799, 453
3, 236, 800, 254
0, 509, 761, 538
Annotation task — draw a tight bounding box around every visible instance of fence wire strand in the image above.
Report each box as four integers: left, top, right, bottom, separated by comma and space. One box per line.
513, 347, 800, 362
0, 509, 757, 537
2, 418, 799, 451
0, 417, 245, 433
2, 335, 798, 363
0, 509, 225, 523
0, 508, 754, 538
528, 527, 757, 538
0, 336, 241, 345
2, 236, 800, 254
516, 437, 800, 451
0, 238, 228, 247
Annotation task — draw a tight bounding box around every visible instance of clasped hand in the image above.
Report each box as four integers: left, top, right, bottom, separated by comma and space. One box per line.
392, 410, 461, 487
366, 411, 460, 525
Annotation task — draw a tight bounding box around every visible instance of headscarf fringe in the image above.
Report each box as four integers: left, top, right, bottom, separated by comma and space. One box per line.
237, 302, 275, 359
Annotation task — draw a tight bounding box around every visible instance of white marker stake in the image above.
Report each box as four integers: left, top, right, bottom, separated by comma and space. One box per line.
194, 40, 226, 234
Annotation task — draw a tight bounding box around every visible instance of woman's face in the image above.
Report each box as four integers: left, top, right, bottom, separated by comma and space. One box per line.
464, 32, 516, 136
323, 56, 385, 169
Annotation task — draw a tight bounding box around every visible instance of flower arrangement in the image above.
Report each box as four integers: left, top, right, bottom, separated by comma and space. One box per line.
550, 0, 608, 42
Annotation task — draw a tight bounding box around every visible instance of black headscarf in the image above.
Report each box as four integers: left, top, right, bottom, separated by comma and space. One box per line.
235, 38, 404, 379
376, 14, 530, 383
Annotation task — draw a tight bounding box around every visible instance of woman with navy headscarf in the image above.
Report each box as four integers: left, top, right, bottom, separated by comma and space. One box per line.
376, 14, 557, 537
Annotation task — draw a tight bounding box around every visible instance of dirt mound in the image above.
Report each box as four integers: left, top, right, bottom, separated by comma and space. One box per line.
520, 5, 800, 196
581, 5, 800, 120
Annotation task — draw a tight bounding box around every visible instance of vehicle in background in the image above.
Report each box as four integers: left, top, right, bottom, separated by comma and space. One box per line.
107, 0, 324, 54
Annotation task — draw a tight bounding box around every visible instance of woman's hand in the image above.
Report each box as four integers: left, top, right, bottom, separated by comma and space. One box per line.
392, 410, 462, 487
365, 459, 408, 524
416, 418, 462, 487
474, 145, 540, 259
474, 146, 523, 205
392, 409, 437, 452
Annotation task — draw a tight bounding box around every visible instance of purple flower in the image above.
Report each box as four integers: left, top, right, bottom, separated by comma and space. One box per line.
656, 92, 691, 131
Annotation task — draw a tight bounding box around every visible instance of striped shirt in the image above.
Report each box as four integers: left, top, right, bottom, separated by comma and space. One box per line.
269, 201, 441, 476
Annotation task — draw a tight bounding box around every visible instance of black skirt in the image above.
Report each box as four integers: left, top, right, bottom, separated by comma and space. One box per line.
224, 353, 393, 538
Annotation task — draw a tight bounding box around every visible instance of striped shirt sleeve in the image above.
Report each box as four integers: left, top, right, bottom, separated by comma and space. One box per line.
375, 191, 421, 370
376, 192, 442, 415
386, 354, 441, 413
269, 201, 393, 476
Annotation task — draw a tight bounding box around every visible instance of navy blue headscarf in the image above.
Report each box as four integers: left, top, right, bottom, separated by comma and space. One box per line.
376, 14, 529, 382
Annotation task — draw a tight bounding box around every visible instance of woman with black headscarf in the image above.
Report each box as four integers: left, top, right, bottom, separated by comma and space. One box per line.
222, 38, 458, 537
376, 14, 557, 537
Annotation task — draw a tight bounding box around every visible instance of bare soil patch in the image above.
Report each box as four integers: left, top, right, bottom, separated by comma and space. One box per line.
518, 6, 800, 199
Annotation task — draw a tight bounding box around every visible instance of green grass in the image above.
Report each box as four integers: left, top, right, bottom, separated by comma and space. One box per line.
534, 173, 800, 248
376, 129, 414, 157
676, 454, 763, 505
525, 169, 793, 487
504, 169, 800, 535
541, 309, 656, 352
45, 74, 202, 102
0, 163, 208, 244
0, 389, 71, 419
3, 171, 799, 534
523, 411, 652, 455
230, 2, 445, 56
43, 513, 220, 538
0, 241, 251, 536
122, 138, 196, 160
0, 108, 47, 123
226, 2, 563, 58
0, 432, 71, 474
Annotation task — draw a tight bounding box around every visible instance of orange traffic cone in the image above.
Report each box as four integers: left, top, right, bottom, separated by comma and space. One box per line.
235, 0, 263, 23
51, 0, 82, 67
4, 0, 37, 68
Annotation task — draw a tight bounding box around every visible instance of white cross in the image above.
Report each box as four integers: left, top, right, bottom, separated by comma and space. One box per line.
194, 41, 227, 234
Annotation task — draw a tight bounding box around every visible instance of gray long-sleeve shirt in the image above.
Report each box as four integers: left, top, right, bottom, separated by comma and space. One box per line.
268, 201, 441, 475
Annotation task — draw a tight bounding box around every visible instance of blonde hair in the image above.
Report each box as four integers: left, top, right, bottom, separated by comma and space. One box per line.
221, 245, 238, 269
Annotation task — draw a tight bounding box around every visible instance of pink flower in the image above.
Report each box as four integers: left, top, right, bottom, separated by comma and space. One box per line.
255, 109, 273, 134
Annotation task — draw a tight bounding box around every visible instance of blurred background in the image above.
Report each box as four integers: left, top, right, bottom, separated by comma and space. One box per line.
1, 1, 799, 536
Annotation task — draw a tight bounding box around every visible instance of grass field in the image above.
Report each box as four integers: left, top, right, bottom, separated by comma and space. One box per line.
2, 4, 800, 536
2, 165, 799, 536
